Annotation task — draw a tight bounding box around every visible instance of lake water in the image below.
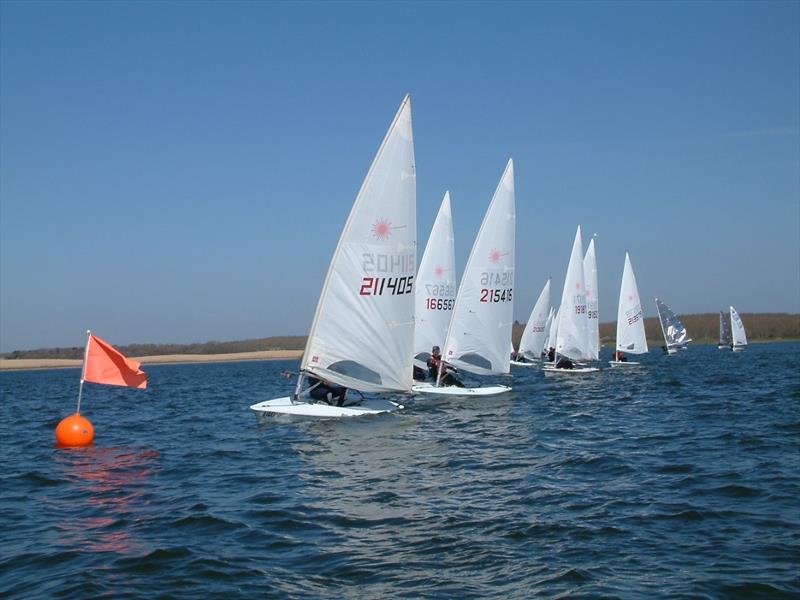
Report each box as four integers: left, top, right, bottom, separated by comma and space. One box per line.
1, 343, 798, 598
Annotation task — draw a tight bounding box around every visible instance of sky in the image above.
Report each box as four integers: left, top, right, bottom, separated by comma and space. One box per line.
1, 0, 798, 352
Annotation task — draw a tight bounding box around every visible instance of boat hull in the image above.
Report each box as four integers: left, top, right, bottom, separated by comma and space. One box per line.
250, 396, 402, 418
411, 383, 512, 397
609, 360, 641, 367
510, 360, 536, 368
542, 365, 599, 374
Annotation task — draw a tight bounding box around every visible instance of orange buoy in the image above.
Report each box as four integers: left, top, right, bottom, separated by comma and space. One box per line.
55, 413, 95, 447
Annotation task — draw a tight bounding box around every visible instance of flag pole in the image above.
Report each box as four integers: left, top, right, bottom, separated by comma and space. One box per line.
76, 330, 91, 414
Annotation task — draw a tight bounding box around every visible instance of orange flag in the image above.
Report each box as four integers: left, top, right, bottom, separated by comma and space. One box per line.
83, 334, 148, 389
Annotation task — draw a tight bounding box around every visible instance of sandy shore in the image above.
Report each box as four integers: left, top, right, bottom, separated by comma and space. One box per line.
0, 350, 303, 371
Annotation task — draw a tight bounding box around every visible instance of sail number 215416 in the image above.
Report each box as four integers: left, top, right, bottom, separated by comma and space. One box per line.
479, 271, 513, 303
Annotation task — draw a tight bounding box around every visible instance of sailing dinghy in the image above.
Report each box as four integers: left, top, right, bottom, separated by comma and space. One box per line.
250, 95, 416, 418
414, 192, 456, 370
413, 159, 515, 397
610, 252, 648, 366
730, 306, 748, 352
543, 226, 599, 374
718, 310, 732, 349
512, 278, 551, 367
583, 237, 600, 362
655, 298, 691, 355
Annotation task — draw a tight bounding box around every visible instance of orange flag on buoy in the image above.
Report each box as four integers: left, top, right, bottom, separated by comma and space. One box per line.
83, 334, 148, 389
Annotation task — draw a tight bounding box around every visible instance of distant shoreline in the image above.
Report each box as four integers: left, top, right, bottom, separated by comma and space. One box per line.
0, 350, 303, 372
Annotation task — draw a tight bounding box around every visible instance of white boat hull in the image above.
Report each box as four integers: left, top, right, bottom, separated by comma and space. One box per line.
732, 345, 745, 352
717, 345, 730, 350
609, 360, 641, 367
411, 383, 512, 397
510, 360, 536, 368
250, 396, 402, 418
542, 365, 599, 374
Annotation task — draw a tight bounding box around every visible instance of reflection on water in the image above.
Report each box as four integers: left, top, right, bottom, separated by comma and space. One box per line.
51, 447, 159, 555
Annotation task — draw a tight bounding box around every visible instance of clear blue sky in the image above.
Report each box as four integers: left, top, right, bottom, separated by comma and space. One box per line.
1, 1, 798, 352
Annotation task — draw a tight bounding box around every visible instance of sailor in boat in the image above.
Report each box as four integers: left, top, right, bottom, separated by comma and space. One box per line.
511, 350, 530, 364
555, 356, 575, 369
427, 346, 464, 387
546, 347, 556, 362
612, 350, 628, 362
306, 376, 349, 407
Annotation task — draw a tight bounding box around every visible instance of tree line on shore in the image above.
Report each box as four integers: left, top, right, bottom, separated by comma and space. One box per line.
5, 313, 798, 359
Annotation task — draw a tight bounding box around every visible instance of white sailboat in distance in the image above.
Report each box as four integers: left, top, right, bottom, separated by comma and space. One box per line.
718, 310, 732, 349
544, 225, 599, 374
655, 298, 691, 355
413, 159, 515, 397
730, 306, 748, 352
251, 95, 415, 418
414, 192, 456, 370
610, 252, 648, 366
583, 237, 600, 361
512, 278, 551, 366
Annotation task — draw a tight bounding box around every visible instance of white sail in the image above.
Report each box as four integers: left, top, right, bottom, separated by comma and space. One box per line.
442, 159, 515, 375
414, 192, 456, 364
542, 306, 556, 352
730, 306, 747, 348
583, 238, 600, 360
719, 311, 732, 347
545, 307, 559, 352
655, 298, 690, 350
519, 279, 551, 359
615, 252, 648, 355
556, 226, 591, 361
301, 95, 416, 392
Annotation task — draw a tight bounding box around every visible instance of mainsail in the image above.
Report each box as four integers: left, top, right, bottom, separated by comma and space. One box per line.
719, 311, 732, 347
655, 298, 690, 350
442, 159, 516, 375
519, 279, 551, 359
300, 95, 416, 393
583, 238, 600, 360
556, 226, 591, 361
414, 192, 456, 365
730, 306, 747, 348
615, 253, 648, 354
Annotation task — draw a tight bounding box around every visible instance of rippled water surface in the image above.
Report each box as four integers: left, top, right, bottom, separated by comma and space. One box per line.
1, 343, 799, 598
